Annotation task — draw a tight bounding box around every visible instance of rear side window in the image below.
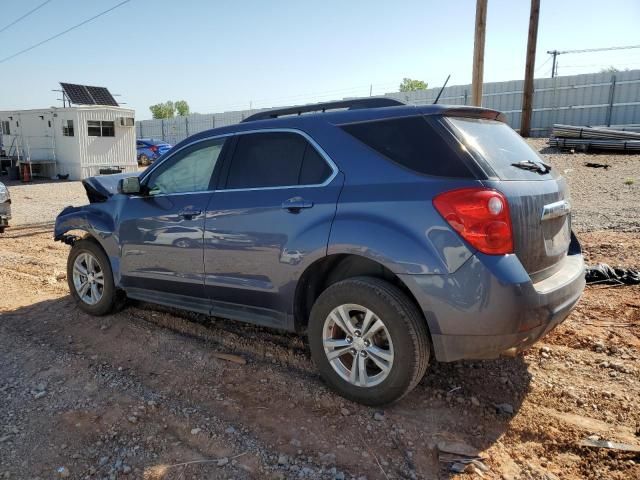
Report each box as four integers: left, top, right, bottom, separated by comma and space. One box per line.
340, 116, 473, 178
299, 145, 332, 185
226, 132, 332, 189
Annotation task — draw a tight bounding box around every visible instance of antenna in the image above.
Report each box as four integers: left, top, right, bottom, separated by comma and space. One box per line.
433, 75, 451, 104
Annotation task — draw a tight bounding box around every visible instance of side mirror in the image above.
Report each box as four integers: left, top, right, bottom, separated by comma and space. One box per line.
118, 176, 141, 194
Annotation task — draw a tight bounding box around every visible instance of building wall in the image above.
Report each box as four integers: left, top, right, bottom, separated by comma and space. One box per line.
136, 69, 640, 142
1, 107, 137, 180
76, 108, 137, 179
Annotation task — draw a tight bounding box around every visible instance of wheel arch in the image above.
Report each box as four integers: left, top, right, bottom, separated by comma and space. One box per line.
293, 253, 430, 337
55, 206, 121, 284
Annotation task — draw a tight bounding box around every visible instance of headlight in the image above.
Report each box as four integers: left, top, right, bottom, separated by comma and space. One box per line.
0, 183, 10, 203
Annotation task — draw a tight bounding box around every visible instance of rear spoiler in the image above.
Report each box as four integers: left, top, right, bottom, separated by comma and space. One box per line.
440, 107, 507, 123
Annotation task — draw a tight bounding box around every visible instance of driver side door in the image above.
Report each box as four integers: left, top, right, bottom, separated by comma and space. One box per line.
118, 137, 229, 309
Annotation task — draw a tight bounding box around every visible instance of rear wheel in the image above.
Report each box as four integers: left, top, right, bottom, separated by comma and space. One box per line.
308, 277, 430, 405
67, 239, 119, 316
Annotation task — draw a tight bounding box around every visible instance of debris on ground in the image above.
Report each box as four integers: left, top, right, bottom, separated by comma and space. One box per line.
579, 437, 640, 453
584, 162, 610, 169
585, 263, 640, 285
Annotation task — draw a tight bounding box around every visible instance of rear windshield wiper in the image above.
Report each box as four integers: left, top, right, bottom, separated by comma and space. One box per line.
511, 160, 552, 174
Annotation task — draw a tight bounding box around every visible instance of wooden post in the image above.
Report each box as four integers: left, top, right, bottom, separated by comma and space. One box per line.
520, 0, 540, 137
471, 0, 488, 106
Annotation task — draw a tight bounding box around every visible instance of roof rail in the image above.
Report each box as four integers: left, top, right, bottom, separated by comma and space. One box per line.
241, 98, 405, 122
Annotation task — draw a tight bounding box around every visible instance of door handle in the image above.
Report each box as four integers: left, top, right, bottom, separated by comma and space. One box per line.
281, 197, 314, 213
178, 208, 202, 220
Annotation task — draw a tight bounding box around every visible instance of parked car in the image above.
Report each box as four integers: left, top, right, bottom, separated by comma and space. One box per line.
136, 138, 172, 165
0, 181, 11, 233
55, 99, 585, 405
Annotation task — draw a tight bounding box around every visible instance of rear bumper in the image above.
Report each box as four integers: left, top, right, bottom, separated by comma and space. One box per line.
399, 249, 585, 362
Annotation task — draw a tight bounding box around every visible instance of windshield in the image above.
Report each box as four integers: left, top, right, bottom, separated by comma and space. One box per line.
446, 117, 555, 180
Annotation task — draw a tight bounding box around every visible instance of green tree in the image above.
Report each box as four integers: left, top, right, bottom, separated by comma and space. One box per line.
149, 101, 175, 119
175, 100, 190, 116
399, 78, 428, 92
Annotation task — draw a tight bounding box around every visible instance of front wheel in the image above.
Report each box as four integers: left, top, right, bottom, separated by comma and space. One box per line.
308, 277, 430, 406
67, 239, 119, 316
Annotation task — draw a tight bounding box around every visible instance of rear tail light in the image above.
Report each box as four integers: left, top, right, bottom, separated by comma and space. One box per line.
150, 145, 158, 153
433, 187, 513, 255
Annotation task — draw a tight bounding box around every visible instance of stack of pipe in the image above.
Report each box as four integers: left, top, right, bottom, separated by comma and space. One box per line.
549, 124, 640, 152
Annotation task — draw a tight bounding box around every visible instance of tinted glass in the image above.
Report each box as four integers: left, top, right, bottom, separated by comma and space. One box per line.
299, 145, 332, 185
147, 139, 225, 195
446, 117, 551, 180
340, 116, 473, 178
227, 132, 307, 189
87, 120, 101, 136
101, 121, 115, 137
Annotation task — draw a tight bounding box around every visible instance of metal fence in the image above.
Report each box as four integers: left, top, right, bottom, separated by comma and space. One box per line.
136, 69, 640, 142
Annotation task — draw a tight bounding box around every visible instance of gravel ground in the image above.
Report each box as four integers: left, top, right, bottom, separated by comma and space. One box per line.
2, 178, 86, 226
526, 139, 640, 233
2, 140, 638, 232
0, 228, 638, 480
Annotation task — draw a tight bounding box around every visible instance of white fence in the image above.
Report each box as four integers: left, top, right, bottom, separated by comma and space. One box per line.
136, 69, 640, 143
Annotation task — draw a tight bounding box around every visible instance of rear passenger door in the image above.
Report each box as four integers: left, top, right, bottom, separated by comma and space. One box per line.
203, 130, 343, 329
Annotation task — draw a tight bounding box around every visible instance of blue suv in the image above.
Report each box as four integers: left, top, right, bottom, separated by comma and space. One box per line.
55, 99, 585, 405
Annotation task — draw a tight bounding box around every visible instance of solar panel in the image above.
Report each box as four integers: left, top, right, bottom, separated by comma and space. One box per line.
86, 86, 119, 106
60, 83, 95, 105
60, 83, 119, 106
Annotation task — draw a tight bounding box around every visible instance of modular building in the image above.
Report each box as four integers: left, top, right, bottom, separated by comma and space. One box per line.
0, 105, 137, 180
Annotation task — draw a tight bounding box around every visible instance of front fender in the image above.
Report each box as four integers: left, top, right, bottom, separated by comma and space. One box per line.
54, 205, 122, 284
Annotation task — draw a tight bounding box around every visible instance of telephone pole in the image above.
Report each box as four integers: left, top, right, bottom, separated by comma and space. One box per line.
520, 0, 540, 137
471, 0, 488, 106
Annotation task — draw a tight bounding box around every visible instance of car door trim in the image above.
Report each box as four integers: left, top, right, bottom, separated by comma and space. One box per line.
139, 128, 339, 194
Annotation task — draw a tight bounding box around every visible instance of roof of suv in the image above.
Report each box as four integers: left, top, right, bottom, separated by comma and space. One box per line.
176, 102, 505, 148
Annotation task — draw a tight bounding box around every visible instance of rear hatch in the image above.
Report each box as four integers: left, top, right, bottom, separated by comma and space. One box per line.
444, 116, 572, 281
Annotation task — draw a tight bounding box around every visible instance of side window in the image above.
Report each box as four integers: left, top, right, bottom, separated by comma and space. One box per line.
62, 120, 74, 137
340, 116, 474, 178
226, 132, 331, 189
299, 145, 332, 185
87, 120, 115, 137
146, 138, 226, 195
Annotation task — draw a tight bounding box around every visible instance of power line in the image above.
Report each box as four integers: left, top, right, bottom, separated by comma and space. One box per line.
0, 0, 53, 34
0, 0, 131, 64
554, 45, 640, 55
535, 55, 552, 72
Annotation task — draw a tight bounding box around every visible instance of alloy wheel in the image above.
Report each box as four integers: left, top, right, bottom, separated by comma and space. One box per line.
322, 304, 394, 387
72, 252, 104, 305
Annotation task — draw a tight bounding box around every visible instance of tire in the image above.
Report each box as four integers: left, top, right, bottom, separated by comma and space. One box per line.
138, 154, 150, 166
67, 238, 119, 316
308, 276, 430, 406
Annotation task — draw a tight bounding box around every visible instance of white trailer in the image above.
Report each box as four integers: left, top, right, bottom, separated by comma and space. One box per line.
0, 106, 137, 180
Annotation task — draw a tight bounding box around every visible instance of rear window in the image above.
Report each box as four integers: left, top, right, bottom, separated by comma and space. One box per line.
446, 117, 552, 180
340, 116, 474, 178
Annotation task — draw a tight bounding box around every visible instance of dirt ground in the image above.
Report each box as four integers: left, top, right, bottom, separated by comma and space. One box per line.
1, 142, 639, 480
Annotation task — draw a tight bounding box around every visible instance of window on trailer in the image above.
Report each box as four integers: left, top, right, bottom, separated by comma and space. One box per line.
87, 120, 115, 137
1, 121, 9, 135
62, 120, 74, 136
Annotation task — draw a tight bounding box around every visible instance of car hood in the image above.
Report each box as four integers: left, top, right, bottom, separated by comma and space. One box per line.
83, 172, 141, 203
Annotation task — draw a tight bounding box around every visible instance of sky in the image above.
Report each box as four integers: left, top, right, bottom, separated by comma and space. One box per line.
0, 0, 639, 119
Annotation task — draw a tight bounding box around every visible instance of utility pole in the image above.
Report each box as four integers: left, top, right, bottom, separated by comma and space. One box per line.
546, 44, 640, 78
547, 49, 559, 77
520, 0, 540, 137
471, 0, 488, 106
